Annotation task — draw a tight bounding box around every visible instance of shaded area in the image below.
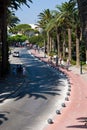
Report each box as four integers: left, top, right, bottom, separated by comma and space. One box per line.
67, 117, 87, 129
0, 49, 67, 102
0, 48, 68, 130
14, 53, 66, 101
0, 65, 25, 103
0, 111, 9, 125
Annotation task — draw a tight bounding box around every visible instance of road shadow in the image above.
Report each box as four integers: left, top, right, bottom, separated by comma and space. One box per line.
0, 54, 68, 102
67, 117, 87, 129
0, 111, 9, 125
0, 64, 24, 103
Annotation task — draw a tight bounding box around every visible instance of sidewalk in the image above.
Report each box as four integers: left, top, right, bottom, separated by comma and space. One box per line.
30, 49, 87, 130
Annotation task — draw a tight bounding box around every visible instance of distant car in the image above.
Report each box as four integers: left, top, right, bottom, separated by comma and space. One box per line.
12, 51, 19, 57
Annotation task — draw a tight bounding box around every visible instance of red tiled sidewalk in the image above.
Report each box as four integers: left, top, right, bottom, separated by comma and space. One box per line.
44, 69, 87, 130
30, 49, 87, 130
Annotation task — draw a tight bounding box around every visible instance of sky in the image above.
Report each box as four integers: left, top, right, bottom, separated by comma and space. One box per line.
15, 0, 68, 25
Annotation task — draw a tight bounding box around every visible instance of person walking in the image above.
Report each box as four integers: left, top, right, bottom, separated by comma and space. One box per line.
56, 55, 58, 66
12, 67, 17, 76
23, 67, 26, 76
66, 58, 70, 70
59, 57, 61, 65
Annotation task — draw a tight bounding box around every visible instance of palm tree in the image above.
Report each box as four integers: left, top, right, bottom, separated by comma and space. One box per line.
0, 0, 32, 77
77, 0, 87, 63
45, 7, 68, 58
48, 1, 77, 61
73, 8, 81, 66
7, 10, 20, 29
59, 1, 77, 61
0, 0, 8, 76
37, 9, 53, 55
71, 0, 87, 63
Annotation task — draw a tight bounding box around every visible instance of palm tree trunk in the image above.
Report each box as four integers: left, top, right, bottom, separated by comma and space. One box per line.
63, 31, 66, 59
68, 28, 72, 61
56, 27, 60, 57
77, 0, 87, 64
85, 37, 87, 64
1, 1, 8, 76
63, 38, 66, 59
50, 36, 52, 52
47, 31, 50, 55
76, 37, 80, 66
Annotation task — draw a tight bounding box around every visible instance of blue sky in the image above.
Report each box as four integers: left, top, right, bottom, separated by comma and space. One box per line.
15, 0, 68, 24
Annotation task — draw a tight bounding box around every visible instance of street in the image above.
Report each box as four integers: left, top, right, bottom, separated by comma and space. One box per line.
0, 47, 68, 130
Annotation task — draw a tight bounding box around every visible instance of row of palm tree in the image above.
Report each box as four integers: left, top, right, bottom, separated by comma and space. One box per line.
37, 0, 83, 66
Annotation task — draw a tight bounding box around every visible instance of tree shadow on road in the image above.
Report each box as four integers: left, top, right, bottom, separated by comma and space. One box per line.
0, 64, 25, 103
14, 61, 66, 101
0, 56, 67, 102
0, 111, 9, 125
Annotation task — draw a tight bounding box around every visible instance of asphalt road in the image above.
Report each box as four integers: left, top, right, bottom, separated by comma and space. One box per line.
0, 47, 68, 130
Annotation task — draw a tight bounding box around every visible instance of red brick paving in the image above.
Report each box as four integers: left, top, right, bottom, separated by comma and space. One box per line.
30, 49, 87, 130
44, 69, 87, 130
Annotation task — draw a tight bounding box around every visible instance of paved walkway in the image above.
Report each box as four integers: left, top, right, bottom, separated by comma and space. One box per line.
30, 49, 87, 130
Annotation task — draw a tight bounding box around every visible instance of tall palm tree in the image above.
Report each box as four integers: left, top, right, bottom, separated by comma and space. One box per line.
59, 1, 77, 61
71, 0, 87, 63
7, 10, 20, 29
46, 8, 67, 58
77, 0, 87, 63
37, 9, 53, 55
0, 0, 32, 76
48, 1, 77, 61
73, 9, 81, 66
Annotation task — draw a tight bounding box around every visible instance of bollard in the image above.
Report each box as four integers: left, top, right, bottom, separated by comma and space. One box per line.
61, 103, 66, 107
65, 97, 69, 101
47, 118, 53, 124
56, 110, 61, 114
68, 84, 71, 88
67, 92, 70, 96
68, 88, 71, 91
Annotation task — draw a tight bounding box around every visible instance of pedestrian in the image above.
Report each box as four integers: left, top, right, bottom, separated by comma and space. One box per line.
59, 57, 62, 66
37, 46, 40, 53
12, 67, 17, 76
56, 55, 58, 66
59, 58, 64, 68
66, 58, 70, 70
23, 67, 26, 76
18, 65, 23, 73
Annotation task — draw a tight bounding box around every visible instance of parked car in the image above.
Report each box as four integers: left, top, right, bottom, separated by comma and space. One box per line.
12, 51, 19, 57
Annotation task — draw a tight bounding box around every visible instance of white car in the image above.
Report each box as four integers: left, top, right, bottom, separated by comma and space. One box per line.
12, 51, 19, 57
